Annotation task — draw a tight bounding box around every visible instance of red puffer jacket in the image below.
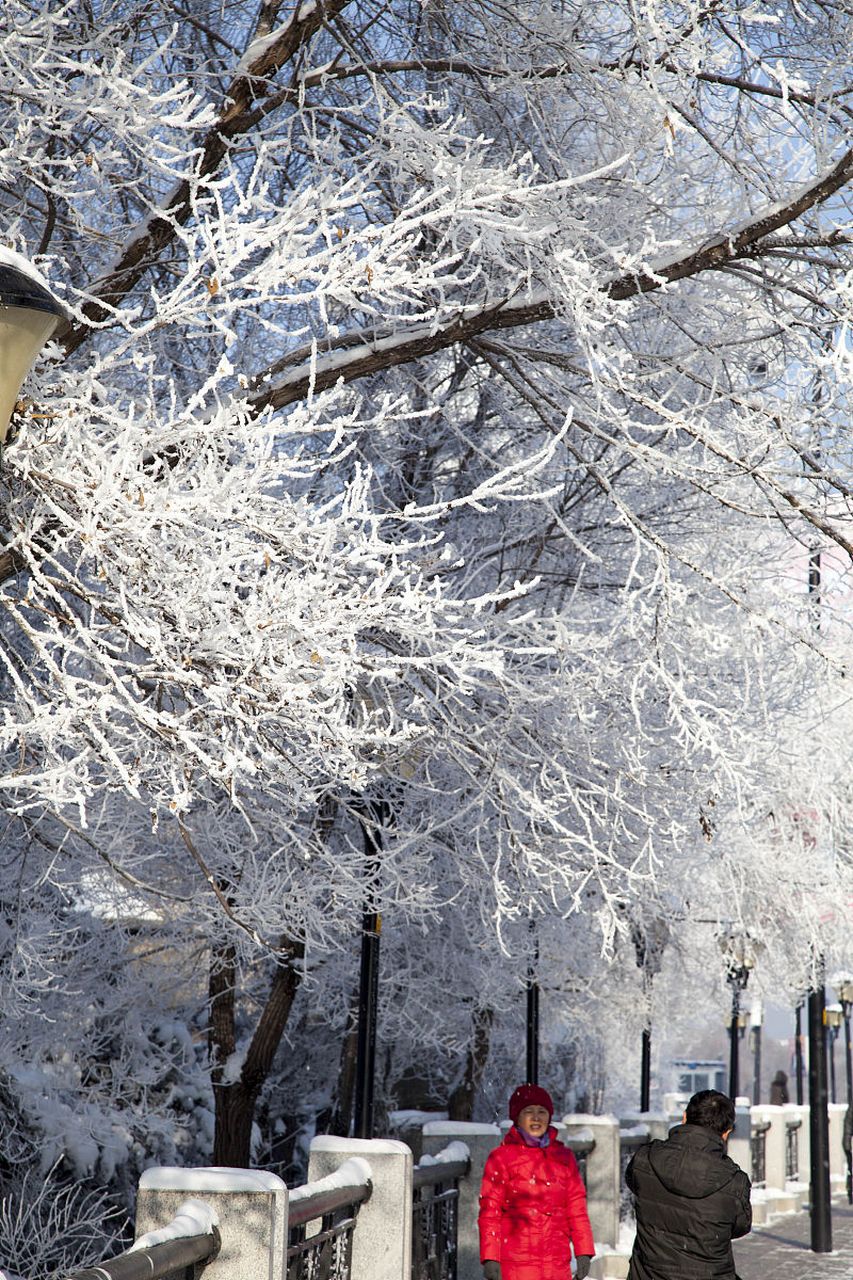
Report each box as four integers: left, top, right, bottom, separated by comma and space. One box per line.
479, 1126, 595, 1280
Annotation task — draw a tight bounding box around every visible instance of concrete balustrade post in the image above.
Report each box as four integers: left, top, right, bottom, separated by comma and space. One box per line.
828, 1102, 847, 1194
783, 1103, 811, 1186
421, 1120, 501, 1280
561, 1114, 620, 1248
135, 1167, 288, 1280
308, 1136, 413, 1280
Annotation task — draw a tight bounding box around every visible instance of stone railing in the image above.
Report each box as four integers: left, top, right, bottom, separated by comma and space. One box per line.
68, 1138, 471, 1280
59, 1101, 851, 1280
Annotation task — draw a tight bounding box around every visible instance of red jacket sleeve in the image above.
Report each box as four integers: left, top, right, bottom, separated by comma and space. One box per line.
564, 1150, 595, 1258
478, 1148, 506, 1262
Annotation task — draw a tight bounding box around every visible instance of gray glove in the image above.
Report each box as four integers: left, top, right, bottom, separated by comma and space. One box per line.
575, 1257, 593, 1280
483, 1263, 501, 1280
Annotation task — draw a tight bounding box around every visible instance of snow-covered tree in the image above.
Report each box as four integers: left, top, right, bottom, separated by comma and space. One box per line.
0, 0, 852, 1191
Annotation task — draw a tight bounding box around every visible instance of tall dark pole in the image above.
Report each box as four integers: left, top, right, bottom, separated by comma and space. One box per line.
633, 920, 666, 1114
526, 976, 539, 1085
804, 543, 831, 1251
640, 1026, 651, 1113
751, 1019, 762, 1106
728, 985, 740, 1101
526, 924, 539, 1085
794, 1002, 805, 1105
843, 997, 853, 1205
808, 979, 832, 1252
353, 802, 385, 1139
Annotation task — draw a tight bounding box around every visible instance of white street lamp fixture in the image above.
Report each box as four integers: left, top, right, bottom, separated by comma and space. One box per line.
0, 251, 67, 445
825, 1003, 843, 1030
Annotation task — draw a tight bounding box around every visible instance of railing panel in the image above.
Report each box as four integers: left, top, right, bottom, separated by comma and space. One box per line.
411, 1157, 469, 1280
751, 1121, 770, 1187
287, 1176, 371, 1280
785, 1119, 801, 1181
288, 1209, 360, 1280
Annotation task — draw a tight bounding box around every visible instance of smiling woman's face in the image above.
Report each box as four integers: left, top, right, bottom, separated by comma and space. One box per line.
517, 1104, 550, 1136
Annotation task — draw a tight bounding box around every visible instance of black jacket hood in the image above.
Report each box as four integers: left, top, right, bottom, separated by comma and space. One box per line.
648, 1124, 739, 1199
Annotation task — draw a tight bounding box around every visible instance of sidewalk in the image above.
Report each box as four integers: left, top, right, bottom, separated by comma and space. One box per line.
733, 1202, 853, 1279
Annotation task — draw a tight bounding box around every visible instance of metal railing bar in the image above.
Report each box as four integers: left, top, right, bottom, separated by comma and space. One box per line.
64, 1229, 220, 1280
287, 1181, 371, 1229
412, 1159, 469, 1190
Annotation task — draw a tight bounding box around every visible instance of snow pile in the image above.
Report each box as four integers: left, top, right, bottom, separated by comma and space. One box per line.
289, 1156, 372, 1205
564, 1127, 595, 1146
417, 1140, 470, 1167
140, 1167, 285, 1192
423, 1120, 500, 1137
129, 1200, 218, 1251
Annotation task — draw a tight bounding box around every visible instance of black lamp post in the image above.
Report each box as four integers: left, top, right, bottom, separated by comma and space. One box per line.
526, 921, 539, 1086
794, 1001, 805, 1105
353, 797, 390, 1140
0, 258, 67, 441
632, 918, 668, 1112
719, 933, 756, 1101
808, 972, 832, 1253
749, 999, 763, 1105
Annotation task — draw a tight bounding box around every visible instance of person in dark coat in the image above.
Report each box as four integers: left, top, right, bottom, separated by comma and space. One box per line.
625, 1089, 751, 1280
769, 1070, 789, 1106
479, 1083, 595, 1280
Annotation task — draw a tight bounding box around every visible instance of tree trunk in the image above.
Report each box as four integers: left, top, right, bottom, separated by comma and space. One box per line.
209, 936, 304, 1167
448, 1005, 493, 1121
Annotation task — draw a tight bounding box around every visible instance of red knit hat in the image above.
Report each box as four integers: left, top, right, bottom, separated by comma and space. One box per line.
508, 1083, 554, 1123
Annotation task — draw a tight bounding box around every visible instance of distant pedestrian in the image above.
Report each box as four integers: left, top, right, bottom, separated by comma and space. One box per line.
769, 1069, 789, 1106
479, 1083, 594, 1280
625, 1088, 751, 1280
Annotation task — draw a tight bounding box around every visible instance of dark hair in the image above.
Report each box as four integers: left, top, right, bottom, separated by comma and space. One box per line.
685, 1089, 735, 1136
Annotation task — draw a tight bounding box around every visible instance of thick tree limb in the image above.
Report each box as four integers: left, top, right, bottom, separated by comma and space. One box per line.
247, 146, 853, 415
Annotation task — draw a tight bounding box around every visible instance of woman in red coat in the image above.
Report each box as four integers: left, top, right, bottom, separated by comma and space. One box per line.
479, 1084, 595, 1280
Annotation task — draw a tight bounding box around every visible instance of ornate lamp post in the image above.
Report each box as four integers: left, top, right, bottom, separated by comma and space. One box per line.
749, 998, 763, 1105
0, 255, 66, 441
353, 796, 391, 1139
719, 932, 757, 1101
794, 1000, 806, 1104
526, 917, 539, 1086
632, 918, 668, 1112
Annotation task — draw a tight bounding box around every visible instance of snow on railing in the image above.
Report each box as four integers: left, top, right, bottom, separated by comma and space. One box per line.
63, 1200, 221, 1280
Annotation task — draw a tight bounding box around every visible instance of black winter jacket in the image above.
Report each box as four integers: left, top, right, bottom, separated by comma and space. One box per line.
626, 1124, 751, 1280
